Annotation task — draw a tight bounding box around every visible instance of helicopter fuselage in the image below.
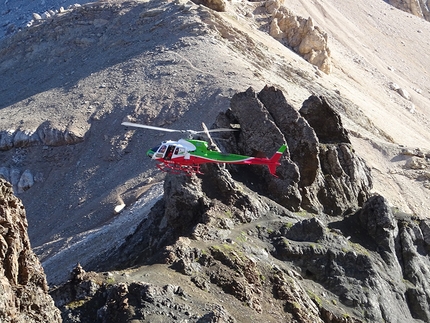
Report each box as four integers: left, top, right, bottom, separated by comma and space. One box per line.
147, 138, 287, 176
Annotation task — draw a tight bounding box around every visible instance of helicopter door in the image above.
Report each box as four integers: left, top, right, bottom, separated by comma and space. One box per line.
164, 145, 175, 160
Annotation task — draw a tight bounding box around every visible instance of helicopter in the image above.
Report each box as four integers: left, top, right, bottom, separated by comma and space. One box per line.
121, 121, 287, 176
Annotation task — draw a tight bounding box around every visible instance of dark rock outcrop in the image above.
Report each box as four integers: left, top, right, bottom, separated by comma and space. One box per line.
356, 195, 399, 266
272, 194, 430, 322
52, 264, 237, 323
58, 155, 430, 323
300, 95, 350, 144
89, 165, 269, 270
89, 173, 208, 269
398, 218, 430, 322
216, 86, 372, 216
0, 178, 61, 322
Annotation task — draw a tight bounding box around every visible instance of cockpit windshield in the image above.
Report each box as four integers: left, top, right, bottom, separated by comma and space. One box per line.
151, 145, 160, 152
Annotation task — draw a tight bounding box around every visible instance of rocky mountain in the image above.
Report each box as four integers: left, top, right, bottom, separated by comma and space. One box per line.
46, 86, 430, 323
0, 0, 430, 322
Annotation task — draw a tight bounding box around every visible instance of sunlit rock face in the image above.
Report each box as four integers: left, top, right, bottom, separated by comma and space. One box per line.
0, 179, 61, 323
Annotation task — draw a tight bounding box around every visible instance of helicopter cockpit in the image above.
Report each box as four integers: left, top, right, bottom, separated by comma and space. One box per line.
148, 143, 187, 160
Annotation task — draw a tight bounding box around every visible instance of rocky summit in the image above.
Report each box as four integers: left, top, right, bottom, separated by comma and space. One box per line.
0, 0, 430, 322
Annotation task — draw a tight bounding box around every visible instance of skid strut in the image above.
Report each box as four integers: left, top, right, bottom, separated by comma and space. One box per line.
156, 162, 203, 175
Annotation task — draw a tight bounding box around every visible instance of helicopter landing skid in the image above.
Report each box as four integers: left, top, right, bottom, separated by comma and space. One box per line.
156, 162, 203, 176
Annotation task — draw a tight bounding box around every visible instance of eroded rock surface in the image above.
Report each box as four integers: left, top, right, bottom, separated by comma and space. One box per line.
272, 194, 430, 322
52, 264, 237, 323
266, 0, 332, 73
191, 0, 227, 12
216, 86, 372, 216
0, 179, 61, 322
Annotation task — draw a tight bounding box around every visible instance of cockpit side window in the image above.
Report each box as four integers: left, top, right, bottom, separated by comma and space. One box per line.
174, 147, 185, 155
155, 145, 168, 158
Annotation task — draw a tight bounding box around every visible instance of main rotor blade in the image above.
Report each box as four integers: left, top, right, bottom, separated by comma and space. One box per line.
121, 122, 182, 133
194, 128, 237, 134
122, 121, 237, 136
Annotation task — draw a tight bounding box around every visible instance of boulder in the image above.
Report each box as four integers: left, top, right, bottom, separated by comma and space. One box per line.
13, 130, 40, 147
283, 217, 326, 242
37, 121, 84, 146
405, 156, 427, 170
0, 130, 14, 151
17, 169, 34, 193
9, 167, 21, 187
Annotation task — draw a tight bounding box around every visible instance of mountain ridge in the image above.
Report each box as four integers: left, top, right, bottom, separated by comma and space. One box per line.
0, 0, 430, 322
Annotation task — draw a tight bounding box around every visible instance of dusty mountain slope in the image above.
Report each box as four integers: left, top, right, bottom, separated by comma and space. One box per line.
0, 0, 429, 285
286, 0, 430, 215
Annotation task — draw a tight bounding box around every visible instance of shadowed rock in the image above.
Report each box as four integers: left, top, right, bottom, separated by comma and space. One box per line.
271, 194, 430, 322
300, 95, 350, 144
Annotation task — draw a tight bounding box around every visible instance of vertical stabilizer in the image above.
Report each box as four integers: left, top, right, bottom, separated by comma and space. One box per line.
267, 144, 288, 176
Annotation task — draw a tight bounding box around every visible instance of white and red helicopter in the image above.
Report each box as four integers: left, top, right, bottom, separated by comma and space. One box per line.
122, 122, 287, 176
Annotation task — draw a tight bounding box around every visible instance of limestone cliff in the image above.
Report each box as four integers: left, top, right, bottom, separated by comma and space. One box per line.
0, 179, 61, 322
